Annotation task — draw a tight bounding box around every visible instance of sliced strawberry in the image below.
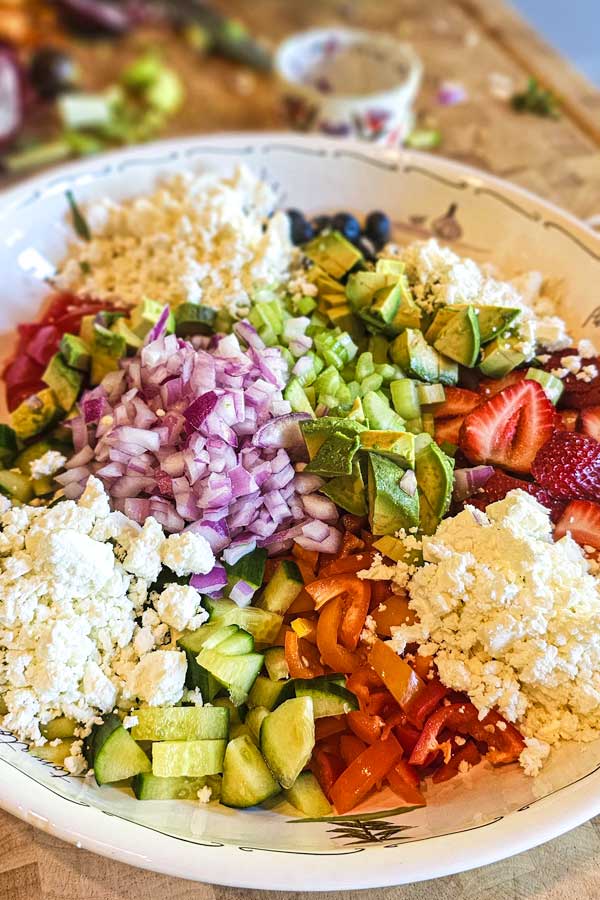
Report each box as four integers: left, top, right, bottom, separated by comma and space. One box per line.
532, 431, 600, 502
478, 370, 526, 399
434, 416, 464, 446
467, 468, 566, 521
581, 406, 600, 441
554, 499, 600, 548
459, 380, 555, 474
432, 387, 481, 419
557, 409, 579, 432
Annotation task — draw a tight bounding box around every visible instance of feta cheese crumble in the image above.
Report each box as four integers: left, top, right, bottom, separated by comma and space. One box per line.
56, 166, 295, 317
29, 450, 66, 480
384, 491, 600, 769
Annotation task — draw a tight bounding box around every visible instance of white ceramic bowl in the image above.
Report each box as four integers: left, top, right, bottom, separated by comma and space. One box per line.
1, 135, 600, 891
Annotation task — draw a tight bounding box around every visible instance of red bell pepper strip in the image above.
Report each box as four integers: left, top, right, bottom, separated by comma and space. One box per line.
432, 740, 481, 784
316, 595, 362, 673
339, 733, 367, 766
305, 574, 370, 612
347, 710, 385, 745
284, 630, 324, 679
319, 553, 373, 577
311, 748, 345, 801
346, 665, 384, 708
371, 593, 415, 635
338, 582, 371, 652
394, 722, 422, 755
315, 716, 347, 743
405, 678, 449, 730
292, 545, 319, 571
330, 734, 404, 814
340, 531, 365, 557
368, 638, 427, 712
387, 759, 426, 807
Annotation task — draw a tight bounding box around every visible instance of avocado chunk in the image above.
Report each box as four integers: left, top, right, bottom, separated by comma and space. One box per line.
79, 313, 95, 346
476, 306, 521, 344
346, 270, 391, 309
0, 424, 17, 468
359, 430, 415, 469
112, 317, 143, 350
300, 417, 367, 458
390, 329, 440, 382
367, 453, 420, 536
305, 432, 360, 477
174, 302, 217, 336
479, 335, 526, 377
303, 231, 363, 280
91, 324, 127, 385
375, 258, 406, 277
11, 388, 63, 441
42, 352, 82, 411
433, 305, 480, 367
415, 442, 454, 535
308, 265, 347, 307
59, 333, 91, 372
424, 307, 456, 345
129, 297, 175, 338
320, 461, 367, 516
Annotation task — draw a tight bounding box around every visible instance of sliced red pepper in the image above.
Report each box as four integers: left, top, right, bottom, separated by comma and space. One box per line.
306, 574, 370, 611
371, 580, 392, 607
340, 531, 365, 557
346, 665, 384, 711
405, 678, 449, 730
347, 710, 385, 745
394, 723, 422, 755
330, 734, 404, 815
318, 553, 373, 578
292, 545, 320, 570
387, 759, 426, 807
284, 630, 324, 679
316, 595, 362, 673
311, 748, 345, 801
286, 589, 315, 615
341, 514, 368, 534
368, 638, 427, 712
432, 740, 481, 784
364, 690, 394, 717
370, 592, 415, 635
339, 583, 371, 652
339, 733, 367, 766
315, 716, 347, 743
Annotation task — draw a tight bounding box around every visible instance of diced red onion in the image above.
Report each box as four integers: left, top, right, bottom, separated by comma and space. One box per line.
301, 493, 338, 523
229, 579, 256, 608
66, 445, 94, 468
234, 320, 265, 351
69, 416, 89, 452
146, 305, 171, 344
295, 526, 342, 554
222, 536, 257, 566
453, 465, 495, 502
185, 519, 230, 553
63, 482, 85, 500
294, 473, 325, 495
253, 413, 310, 451
123, 497, 151, 522
56, 465, 91, 486
301, 519, 329, 542
399, 469, 418, 498
190, 566, 228, 594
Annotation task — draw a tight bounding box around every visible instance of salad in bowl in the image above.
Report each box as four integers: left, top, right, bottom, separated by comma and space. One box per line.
1, 138, 600, 885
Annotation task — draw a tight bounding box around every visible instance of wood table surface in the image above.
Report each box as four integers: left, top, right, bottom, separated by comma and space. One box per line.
2, 1, 600, 897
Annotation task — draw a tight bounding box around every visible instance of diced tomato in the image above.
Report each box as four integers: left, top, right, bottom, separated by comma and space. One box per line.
330, 734, 403, 814
339, 733, 367, 766
26, 324, 60, 366
387, 759, 426, 806
311, 748, 345, 801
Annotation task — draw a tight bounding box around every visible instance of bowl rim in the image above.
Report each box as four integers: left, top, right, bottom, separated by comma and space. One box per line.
1, 132, 600, 890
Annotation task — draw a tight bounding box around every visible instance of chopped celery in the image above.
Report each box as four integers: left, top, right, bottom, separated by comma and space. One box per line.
391, 379, 421, 420
355, 352, 375, 381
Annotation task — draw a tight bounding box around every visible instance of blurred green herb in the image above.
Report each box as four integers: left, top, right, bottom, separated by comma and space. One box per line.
511, 78, 561, 119
66, 190, 91, 241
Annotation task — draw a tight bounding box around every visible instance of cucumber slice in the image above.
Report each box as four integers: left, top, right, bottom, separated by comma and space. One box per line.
0, 424, 17, 467
224, 547, 267, 598
260, 697, 315, 789
174, 302, 217, 336
264, 647, 289, 682
177, 626, 237, 702
130, 706, 229, 741
196, 647, 264, 706
88, 715, 151, 785
41, 716, 77, 740
221, 734, 279, 808
217, 628, 255, 656
207, 599, 283, 645
284, 771, 332, 817
294, 677, 358, 718
30, 740, 72, 767
0, 469, 33, 503
132, 772, 216, 801
247, 674, 295, 711
257, 560, 304, 615
152, 739, 226, 778
245, 706, 270, 744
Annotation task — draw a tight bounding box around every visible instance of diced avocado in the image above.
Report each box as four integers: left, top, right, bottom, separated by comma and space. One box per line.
174, 302, 217, 336
129, 297, 175, 338
308, 266, 347, 306
368, 334, 389, 364
359, 431, 415, 469
476, 306, 521, 344
525, 367, 564, 405
91, 324, 127, 385
479, 335, 525, 377
283, 377, 315, 416
385, 290, 422, 334
375, 258, 406, 276
0, 469, 34, 503
325, 303, 357, 334
424, 307, 457, 344
15, 439, 65, 496
346, 270, 391, 309
437, 353, 459, 386
42, 353, 82, 411
433, 305, 480, 367
299, 417, 367, 458
79, 314, 95, 346
415, 442, 455, 535
362, 391, 406, 431
304, 432, 360, 477
59, 333, 91, 372
0, 424, 17, 467
367, 453, 420, 536
416, 383, 445, 407
11, 388, 62, 441
370, 282, 404, 325
390, 329, 440, 382
112, 317, 143, 350
303, 231, 363, 280
320, 461, 367, 516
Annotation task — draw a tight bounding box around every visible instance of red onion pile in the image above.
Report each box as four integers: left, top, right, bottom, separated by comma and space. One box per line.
59, 317, 342, 556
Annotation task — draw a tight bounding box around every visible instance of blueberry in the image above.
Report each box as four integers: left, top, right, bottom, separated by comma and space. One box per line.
365, 211, 391, 248
331, 212, 361, 243
287, 209, 315, 245
311, 214, 332, 234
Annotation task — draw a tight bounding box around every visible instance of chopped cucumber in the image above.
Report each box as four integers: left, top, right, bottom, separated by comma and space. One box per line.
41, 716, 77, 740
196, 647, 264, 706
217, 628, 255, 656
87, 715, 151, 785
0, 425, 17, 467
132, 772, 216, 801
284, 771, 332, 817
174, 302, 217, 336
264, 646, 289, 682
207, 599, 283, 645
245, 706, 270, 744
152, 739, 227, 778
0, 469, 34, 503
223, 547, 267, 601
130, 706, 229, 741
31, 740, 72, 767
257, 560, 304, 615
391, 379, 421, 420
221, 734, 280, 808
260, 696, 315, 789
247, 674, 295, 711
294, 676, 358, 718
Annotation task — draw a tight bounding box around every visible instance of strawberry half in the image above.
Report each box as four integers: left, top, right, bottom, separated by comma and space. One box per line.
435, 416, 465, 446
554, 499, 600, 549
459, 380, 555, 474
581, 406, 600, 441
531, 431, 600, 502
432, 387, 481, 419
466, 468, 566, 522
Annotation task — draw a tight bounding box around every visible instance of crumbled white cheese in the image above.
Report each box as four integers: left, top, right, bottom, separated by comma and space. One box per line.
29, 450, 66, 480
197, 784, 212, 804
391, 238, 571, 353
122, 714, 139, 730
160, 531, 214, 577
124, 649, 186, 707
389, 490, 600, 767
576, 365, 598, 383
55, 166, 295, 317
578, 339, 597, 359
63, 739, 86, 776
519, 737, 551, 776
154, 584, 207, 632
